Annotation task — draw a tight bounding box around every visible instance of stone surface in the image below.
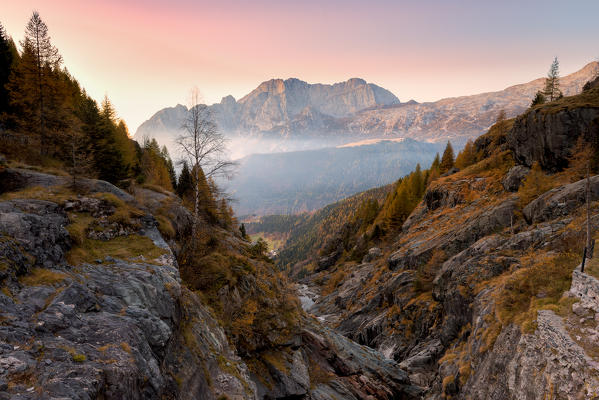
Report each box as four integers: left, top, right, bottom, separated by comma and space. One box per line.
523, 174, 599, 223
508, 107, 599, 171
502, 165, 530, 192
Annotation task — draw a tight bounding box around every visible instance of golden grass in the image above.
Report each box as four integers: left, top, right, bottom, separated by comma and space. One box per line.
66, 234, 167, 265
0, 185, 74, 202
19, 268, 68, 287
156, 214, 176, 240
530, 86, 599, 115
7, 160, 70, 177
120, 342, 132, 354
476, 251, 580, 351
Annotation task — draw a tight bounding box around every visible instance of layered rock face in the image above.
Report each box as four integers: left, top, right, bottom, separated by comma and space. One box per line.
136, 62, 599, 144
508, 107, 599, 171
0, 173, 255, 399
296, 89, 599, 397
300, 166, 599, 398
0, 169, 420, 399
136, 77, 400, 140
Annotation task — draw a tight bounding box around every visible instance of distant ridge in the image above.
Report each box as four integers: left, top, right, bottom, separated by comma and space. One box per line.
136, 62, 599, 145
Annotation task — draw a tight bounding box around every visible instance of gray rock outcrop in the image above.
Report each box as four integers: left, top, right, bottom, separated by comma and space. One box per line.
502, 165, 530, 192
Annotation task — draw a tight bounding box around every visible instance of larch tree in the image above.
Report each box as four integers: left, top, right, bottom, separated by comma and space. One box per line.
427, 153, 441, 184
439, 141, 455, 174
543, 57, 562, 102
176, 88, 236, 239
567, 136, 593, 180
20, 11, 62, 155
455, 139, 477, 169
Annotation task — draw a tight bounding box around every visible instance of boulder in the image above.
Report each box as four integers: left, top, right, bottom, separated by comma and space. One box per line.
0, 200, 70, 269
523, 175, 599, 223
502, 165, 530, 192
362, 247, 382, 263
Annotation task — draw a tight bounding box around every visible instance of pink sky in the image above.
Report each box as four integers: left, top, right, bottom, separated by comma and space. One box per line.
3, 0, 599, 133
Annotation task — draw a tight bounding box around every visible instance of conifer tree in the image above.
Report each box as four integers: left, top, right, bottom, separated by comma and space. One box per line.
94, 97, 129, 183
427, 153, 441, 184
531, 91, 546, 107
543, 57, 562, 102
0, 23, 15, 117
161, 145, 177, 190
141, 137, 172, 190
177, 161, 193, 199
18, 12, 62, 155
567, 136, 593, 180
239, 223, 248, 239
495, 109, 509, 134
65, 124, 94, 189
439, 142, 455, 174
455, 139, 477, 169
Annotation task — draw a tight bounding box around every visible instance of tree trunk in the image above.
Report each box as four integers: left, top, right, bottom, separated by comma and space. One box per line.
193, 168, 200, 246
586, 162, 592, 259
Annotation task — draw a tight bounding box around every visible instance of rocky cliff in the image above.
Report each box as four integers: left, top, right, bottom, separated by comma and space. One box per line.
136, 62, 599, 145
292, 81, 599, 398
0, 168, 420, 399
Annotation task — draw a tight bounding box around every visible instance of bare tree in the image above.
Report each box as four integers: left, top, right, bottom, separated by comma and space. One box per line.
176, 88, 236, 239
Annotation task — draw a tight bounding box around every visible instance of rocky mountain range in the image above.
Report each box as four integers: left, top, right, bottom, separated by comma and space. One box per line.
135, 62, 599, 146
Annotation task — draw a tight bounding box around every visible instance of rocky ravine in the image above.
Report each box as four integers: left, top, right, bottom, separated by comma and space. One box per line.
297, 83, 599, 398
0, 168, 420, 399
300, 167, 599, 399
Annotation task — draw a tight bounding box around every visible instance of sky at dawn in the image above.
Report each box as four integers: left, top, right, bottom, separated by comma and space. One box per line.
3, 0, 599, 132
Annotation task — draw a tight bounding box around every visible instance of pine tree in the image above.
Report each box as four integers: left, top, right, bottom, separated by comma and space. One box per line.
0, 22, 15, 117
239, 223, 248, 239
543, 57, 562, 102
531, 91, 546, 107
94, 96, 129, 183
439, 142, 455, 174
177, 161, 193, 199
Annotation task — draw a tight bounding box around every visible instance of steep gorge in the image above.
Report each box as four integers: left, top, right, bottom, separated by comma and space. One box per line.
287, 80, 599, 399
0, 167, 420, 399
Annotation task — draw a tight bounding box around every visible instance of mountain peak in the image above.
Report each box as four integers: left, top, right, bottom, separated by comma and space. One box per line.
220, 95, 236, 105
346, 77, 367, 86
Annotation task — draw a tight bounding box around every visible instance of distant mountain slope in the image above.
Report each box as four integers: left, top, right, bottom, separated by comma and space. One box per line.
135, 77, 400, 142
345, 61, 599, 141
136, 62, 599, 145
223, 138, 442, 216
